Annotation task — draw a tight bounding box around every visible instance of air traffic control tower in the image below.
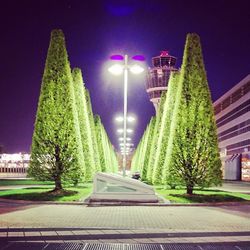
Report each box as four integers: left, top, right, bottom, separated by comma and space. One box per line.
146, 51, 178, 112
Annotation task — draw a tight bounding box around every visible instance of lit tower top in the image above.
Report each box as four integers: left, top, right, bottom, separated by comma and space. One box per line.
146, 50, 178, 112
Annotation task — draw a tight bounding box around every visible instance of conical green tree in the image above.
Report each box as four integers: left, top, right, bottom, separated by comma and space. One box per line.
162, 72, 183, 188
28, 29, 85, 191
85, 89, 101, 173
140, 117, 156, 181
131, 139, 142, 173
146, 92, 167, 183
108, 140, 118, 172
72, 68, 96, 181
138, 123, 150, 173
94, 115, 107, 172
164, 33, 222, 194
101, 123, 112, 172
95, 115, 118, 172
152, 72, 180, 184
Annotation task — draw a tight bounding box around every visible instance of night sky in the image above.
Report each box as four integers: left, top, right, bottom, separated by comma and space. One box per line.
0, 0, 249, 153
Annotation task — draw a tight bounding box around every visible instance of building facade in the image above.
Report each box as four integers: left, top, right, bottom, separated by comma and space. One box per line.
146, 51, 178, 112
0, 153, 30, 178
213, 74, 250, 181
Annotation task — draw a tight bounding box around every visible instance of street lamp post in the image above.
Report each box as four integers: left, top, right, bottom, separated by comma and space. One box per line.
109, 54, 144, 177
123, 55, 128, 177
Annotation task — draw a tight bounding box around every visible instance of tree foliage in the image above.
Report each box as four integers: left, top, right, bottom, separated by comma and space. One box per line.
94, 115, 118, 173
140, 117, 156, 180
164, 33, 222, 194
152, 72, 180, 184
28, 30, 85, 190
72, 67, 98, 181
146, 92, 167, 183
133, 33, 222, 194
85, 89, 101, 174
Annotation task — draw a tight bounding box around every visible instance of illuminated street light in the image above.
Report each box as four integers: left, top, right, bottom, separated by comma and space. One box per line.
115, 115, 136, 123
127, 116, 135, 122
117, 129, 123, 134
119, 137, 132, 142
130, 64, 144, 74
109, 54, 145, 177
108, 64, 123, 75
126, 128, 133, 133
115, 116, 123, 122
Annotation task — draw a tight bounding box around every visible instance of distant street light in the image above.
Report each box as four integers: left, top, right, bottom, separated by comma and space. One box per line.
115, 115, 136, 123
117, 128, 133, 134
115, 116, 124, 122
127, 116, 135, 122
117, 129, 123, 134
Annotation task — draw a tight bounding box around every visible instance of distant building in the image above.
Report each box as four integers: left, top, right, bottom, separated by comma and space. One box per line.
213, 74, 250, 181
0, 153, 30, 178
146, 51, 178, 112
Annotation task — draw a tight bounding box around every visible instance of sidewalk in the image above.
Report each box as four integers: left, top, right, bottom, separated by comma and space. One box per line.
0, 204, 249, 244
211, 180, 250, 193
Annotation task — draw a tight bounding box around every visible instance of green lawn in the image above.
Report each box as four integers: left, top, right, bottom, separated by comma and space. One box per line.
155, 186, 250, 203
1, 179, 249, 204
0, 183, 93, 202
0, 179, 53, 186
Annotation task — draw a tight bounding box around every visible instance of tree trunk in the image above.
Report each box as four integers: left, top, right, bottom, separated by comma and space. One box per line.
54, 175, 62, 191
187, 185, 193, 195
54, 145, 63, 191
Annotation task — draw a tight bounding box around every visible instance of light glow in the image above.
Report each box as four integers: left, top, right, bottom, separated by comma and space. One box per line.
127, 116, 135, 122
117, 128, 123, 133
119, 137, 131, 142
115, 116, 123, 122
115, 115, 136, 123
127, 128, 133, 133
130, 64, 144, 74
108, 64, 123, 75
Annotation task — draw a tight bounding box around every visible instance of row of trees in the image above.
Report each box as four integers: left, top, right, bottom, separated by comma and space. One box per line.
28, 29, 118, 191
131, 33, 222, 194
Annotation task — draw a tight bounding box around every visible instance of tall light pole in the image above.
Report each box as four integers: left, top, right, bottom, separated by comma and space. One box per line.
123, 55, 128, 177
109, 54, 144, 177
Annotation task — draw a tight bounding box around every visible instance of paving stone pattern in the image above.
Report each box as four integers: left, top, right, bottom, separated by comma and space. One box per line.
1, 205, 250, 231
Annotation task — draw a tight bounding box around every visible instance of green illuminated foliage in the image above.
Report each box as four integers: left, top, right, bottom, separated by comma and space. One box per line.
72, 68, 96, 181
164, 33, 222, 194
131, 138, 142, 173
95, 115, 118, 173
85, 89, 101, 174
140, 117, 156, 181
94, 115, 107, 172
146, 92, 167, 183
29, 30, 85, 190
152, 72, 180, 184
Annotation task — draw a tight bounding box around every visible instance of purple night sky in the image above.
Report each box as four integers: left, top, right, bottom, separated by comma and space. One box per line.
0, 0, 249, 153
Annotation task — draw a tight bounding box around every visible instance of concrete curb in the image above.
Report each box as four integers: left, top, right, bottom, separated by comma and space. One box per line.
0, 197, 250, 207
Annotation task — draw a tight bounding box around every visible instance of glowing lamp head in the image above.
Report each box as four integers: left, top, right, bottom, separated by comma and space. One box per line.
126, 128, 133, 133
129, 64, 144, 74
127, 116, 135, 122
115, 116, 123, 122
108, 64, 123, 75
117, 128, 123, 134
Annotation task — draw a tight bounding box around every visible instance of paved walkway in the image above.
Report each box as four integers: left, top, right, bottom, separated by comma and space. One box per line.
0, 203, 249, 244
211, 181, 250, 193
